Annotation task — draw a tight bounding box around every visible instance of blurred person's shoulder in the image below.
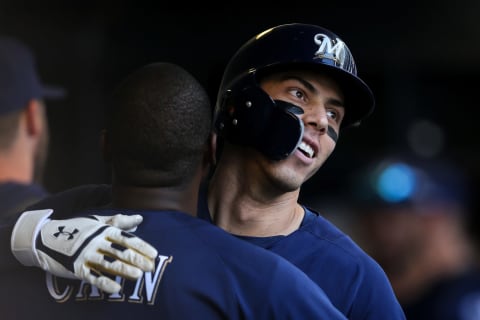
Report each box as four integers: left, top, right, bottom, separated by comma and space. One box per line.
0, 182, 48, 223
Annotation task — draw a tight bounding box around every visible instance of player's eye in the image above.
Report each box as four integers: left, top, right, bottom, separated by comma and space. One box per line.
327, 109, 342, 124
288, 88, 306, 101
327, 109, 337, 120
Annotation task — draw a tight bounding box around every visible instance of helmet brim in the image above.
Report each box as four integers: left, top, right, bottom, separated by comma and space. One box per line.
322, 65, 375, 128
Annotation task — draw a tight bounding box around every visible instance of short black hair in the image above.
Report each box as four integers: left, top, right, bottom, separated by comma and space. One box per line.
106, 62, 212, 187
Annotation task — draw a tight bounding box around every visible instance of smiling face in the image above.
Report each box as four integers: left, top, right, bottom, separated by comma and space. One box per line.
246, 68, 345, 192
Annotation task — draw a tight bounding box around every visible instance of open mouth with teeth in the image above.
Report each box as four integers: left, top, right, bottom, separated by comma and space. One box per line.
298, 141, 314, 158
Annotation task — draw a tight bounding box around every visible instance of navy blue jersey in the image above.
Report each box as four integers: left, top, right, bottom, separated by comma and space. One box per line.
197, 196, 406, 320
0, 182, 48, 222
0, 208, 347, 320
6, 184, 405, 319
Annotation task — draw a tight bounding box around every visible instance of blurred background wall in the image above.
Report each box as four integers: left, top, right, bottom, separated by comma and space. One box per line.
1, 1, 478, 212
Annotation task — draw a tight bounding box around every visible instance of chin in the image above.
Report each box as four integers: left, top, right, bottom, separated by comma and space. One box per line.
271, 174, 304, 193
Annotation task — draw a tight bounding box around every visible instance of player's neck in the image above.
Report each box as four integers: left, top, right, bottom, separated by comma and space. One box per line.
208, 176, 304, 237
111, 184, 198, 217
0, 150, 33, 183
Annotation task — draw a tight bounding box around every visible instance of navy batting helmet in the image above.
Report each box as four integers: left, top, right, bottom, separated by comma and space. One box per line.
214, 23, 375, 160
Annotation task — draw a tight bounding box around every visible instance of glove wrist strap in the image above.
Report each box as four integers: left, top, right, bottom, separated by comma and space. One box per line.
11, 209, 53, 266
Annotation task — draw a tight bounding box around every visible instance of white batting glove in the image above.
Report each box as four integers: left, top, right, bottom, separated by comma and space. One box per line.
11, 209, 158, 294
92, 213, 143, 232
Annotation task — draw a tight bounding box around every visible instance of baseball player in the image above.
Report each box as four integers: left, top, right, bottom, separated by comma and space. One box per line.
203, 22, 406, 320
1, 62, 346, 319
0, 36, 64, 221
8, 23, 406, 319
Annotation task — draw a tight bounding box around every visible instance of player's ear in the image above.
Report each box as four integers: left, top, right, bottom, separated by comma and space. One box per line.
209, 132, 217, 166
24, 99, 44, 137
202, 132, 218, 181
99, 129, 112, 163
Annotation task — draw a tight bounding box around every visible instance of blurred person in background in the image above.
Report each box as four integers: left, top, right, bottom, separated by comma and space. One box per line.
351, 153, 480, 320
0, 36, 64, 221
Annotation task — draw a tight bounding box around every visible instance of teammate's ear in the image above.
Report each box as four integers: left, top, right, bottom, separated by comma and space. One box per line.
24, 99, 43, 136
99, 129, 112, 163
209, 132, 217, 166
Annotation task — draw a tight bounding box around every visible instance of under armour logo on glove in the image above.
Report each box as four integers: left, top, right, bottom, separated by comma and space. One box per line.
11, 209, 158, 294
54, 226, 79, 240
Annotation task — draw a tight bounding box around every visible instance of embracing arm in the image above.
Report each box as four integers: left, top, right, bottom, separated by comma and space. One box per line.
5, 185, 158, 294
9, 209, 157, 294
2, 184, 112, 270
26, 184, 113, 217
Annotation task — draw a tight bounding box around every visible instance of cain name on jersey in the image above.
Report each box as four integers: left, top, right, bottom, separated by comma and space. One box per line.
46, 254, 172, 304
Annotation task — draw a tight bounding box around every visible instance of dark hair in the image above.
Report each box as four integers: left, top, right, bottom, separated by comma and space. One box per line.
106, 62, 212, 187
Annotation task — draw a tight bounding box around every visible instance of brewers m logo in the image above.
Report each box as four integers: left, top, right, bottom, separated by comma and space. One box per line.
313, 33, 350, 71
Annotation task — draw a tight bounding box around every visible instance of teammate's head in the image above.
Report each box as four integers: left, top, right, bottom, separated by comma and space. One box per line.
106, 62, 212, 187
0, 36, 64, 184
213, 23, 374, 160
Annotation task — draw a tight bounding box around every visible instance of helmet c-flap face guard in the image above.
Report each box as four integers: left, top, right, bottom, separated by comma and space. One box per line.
216, 84, 304, 160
